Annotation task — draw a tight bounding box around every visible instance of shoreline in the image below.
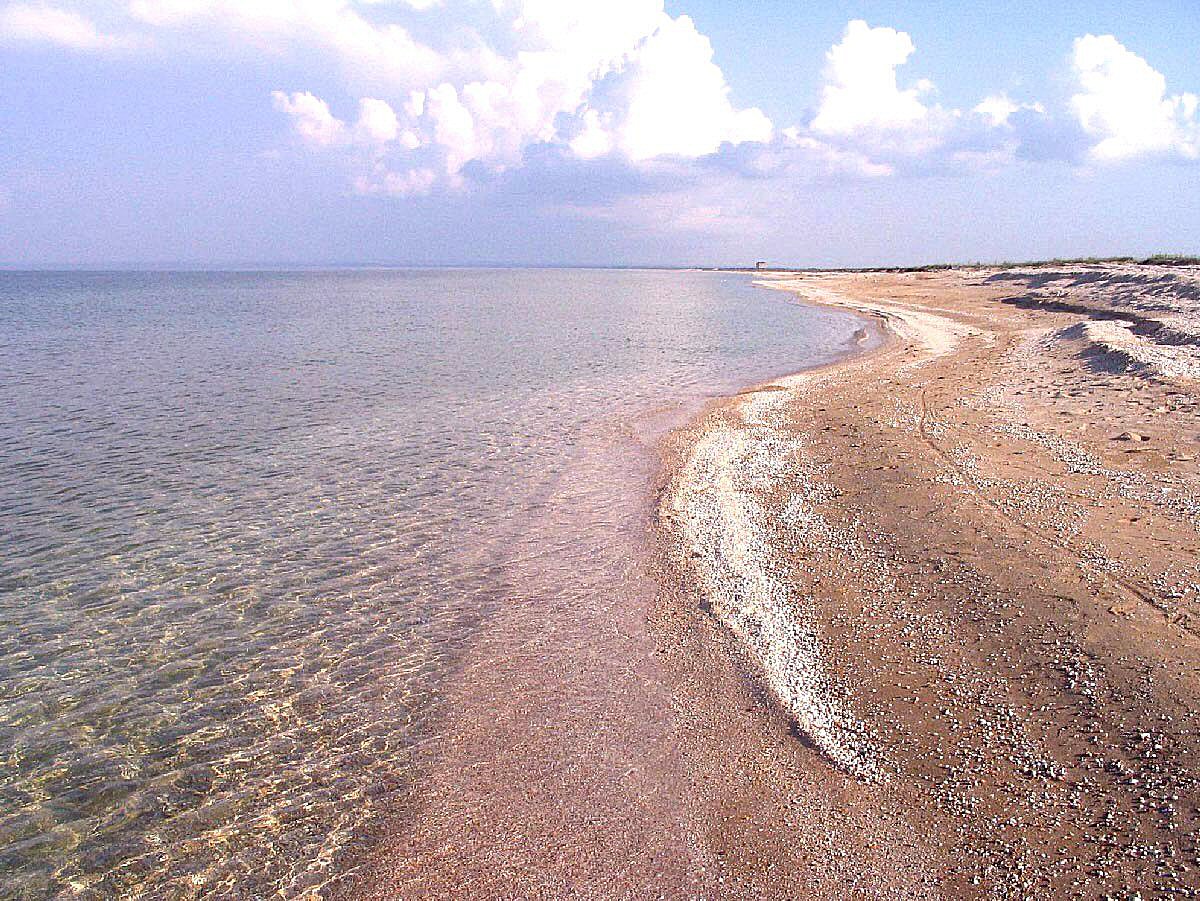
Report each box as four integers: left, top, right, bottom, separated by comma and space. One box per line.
656, 298, 897, 783
653, 264, 1200, 896
337, 287, 876, 900
343, 262, 1200, 898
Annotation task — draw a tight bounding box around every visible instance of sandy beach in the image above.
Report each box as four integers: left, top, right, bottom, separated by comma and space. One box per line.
350, 263, 1200, 899
655, 264, 1200, 898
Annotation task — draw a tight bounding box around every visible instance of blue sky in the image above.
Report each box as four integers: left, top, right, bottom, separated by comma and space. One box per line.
1, 1, 1197, 267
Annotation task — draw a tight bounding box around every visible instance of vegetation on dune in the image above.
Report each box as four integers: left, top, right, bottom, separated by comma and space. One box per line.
732, 254, 1200, 274
1141, 254, 1200, 266
986, 255, 1200, 269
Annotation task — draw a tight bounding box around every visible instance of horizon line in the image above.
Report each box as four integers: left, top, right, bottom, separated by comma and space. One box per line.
2, 253, 1198, 275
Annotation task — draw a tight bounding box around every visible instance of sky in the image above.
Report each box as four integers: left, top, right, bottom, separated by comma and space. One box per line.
0, 0, 1198, 268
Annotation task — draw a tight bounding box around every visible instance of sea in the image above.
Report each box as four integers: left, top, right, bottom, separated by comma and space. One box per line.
0, 268, 863, 897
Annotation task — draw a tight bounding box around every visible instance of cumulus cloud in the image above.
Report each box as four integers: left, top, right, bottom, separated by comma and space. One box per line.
973, 93, 1045, 128
811, 20, 950, 154
810, 20, 934, 137
584, 14, 772, 161
568, 109, 615, 160
1, 4, 1020, 197
260, 1, 774, 194
272, 91, 348, 146
1070, 34, 1199, 162
798, 19, 1037, 170
10, 2, 1199, 218
355, 97, 401, 144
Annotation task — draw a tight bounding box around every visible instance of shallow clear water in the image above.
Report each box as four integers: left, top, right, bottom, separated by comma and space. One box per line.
0, 269, 861, 898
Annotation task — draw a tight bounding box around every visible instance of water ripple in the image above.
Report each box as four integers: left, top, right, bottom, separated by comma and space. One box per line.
0, 269, 859, 898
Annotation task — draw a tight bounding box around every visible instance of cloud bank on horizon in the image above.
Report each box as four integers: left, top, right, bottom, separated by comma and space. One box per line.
1, 0, 1198, 263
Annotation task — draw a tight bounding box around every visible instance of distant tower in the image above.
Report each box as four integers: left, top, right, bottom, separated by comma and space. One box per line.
755, 261, 767, 270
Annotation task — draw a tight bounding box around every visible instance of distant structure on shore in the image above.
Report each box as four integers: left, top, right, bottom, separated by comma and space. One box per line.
755, 261, 767, 270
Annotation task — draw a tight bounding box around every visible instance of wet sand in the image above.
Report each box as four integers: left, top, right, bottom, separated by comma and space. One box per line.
352, 264, 1200, 898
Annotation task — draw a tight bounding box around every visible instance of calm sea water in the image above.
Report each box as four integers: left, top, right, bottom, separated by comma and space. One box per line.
0, 269, 862, 898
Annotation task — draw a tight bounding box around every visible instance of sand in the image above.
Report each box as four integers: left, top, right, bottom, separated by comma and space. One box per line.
655, 264, 1200, 898
351, 264, 1200, 899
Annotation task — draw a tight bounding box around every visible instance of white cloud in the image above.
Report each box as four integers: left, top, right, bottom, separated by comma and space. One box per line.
21, 3, 1197, 208
505, 0, 664, 67
1071, 34, 1199, 161
264, 11, 1050, 192
403, 91, 425, 120
973, 94, 1018, 128
0, 3, 128, 49
0, 0, 769, 182
798, 19, 1034, 169
569, 109, 615, 160
259, 1, 773, 192
273, 91, 413, 153
424, 82, 478, 177
973, 93, 1044, 128
810, 20, 935, 138
271, 90, 347, 146
600, 14, 772, 161
355, 97, 400, 144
